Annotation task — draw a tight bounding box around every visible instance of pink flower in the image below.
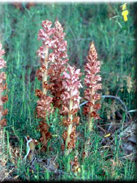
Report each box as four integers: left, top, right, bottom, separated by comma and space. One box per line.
61, 65, 82, 115
0, 44, 5, 57
83, 42, 102, 122
0, 42, 8, 127
60, 64, 82, 154
0, 59, 6, 69
48, 20, 69, 108
42, 20, 52, 31
37, 20, 55, 49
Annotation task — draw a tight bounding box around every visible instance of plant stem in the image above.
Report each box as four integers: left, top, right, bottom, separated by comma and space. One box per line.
65, 98, 73, 156
84, 92, 95, 158
88, 109, 93, 132
43, 45, 49, 95
0, 88, 2, 121
88, 90, 94, 132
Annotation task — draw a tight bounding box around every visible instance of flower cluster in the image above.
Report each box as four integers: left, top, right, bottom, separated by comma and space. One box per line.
36, 20, 55, 150
35, 90, 53, 119
61, 65, 82, 155
83, 41, 102, 132
0, 42, 8, 128
36, 19, 69, 150
52, 20, 68, 64
49, 20, 69, 108
35, 20, 102, 163
36, 19, 70, 151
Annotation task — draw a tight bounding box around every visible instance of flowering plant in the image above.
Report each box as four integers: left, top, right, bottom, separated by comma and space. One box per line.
35, 20, 102, 163
61, 64, 82, 155
35, 20, 69, 151
83, 41, 102, 132
0, 42, 8, 128
83, 42, 102, 158
49, 20, 69, 108
35, 20, 54, 151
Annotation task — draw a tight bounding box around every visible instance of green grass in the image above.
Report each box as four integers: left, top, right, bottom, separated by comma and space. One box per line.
0, 2, 136, 181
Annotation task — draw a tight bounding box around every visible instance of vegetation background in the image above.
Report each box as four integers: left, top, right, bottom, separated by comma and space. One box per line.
0, 2, 136, 181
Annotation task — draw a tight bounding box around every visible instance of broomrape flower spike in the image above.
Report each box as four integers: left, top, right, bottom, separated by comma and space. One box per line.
49, 20, 69, 108
36, 19, 68, 151
83, 41, 102, 132
36, 20, 55, 151
0, 42, 8, 128
82, 42, 102, 158
36, 20, 54, 120
61, 64, 82, 156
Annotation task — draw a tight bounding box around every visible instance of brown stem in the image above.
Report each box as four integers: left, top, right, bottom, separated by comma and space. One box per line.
88, 90, 95, 132
65, 93, 73, 156
42, 45, 49, 95
84, 93, 95, 158
88, 107, 93, 132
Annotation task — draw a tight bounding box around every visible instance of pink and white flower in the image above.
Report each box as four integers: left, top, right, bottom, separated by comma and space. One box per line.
83, 42, 102, 127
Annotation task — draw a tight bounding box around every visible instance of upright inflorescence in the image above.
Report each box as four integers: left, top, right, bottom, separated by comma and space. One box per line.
49, 20, 69, 108
35, 20, 68, 151
35, 20, 102, 162
83, 42, 102, 133
0, 42, 8, 128
61, 65, 82, 155
35, 20, 55, 151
